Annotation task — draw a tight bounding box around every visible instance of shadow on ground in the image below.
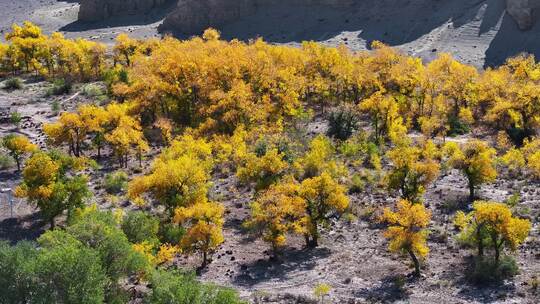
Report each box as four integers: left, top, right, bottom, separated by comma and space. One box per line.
60, 1, 175, 32
0, 214, 44, 244
233, 247, 331, 287
353, 274, 411, 303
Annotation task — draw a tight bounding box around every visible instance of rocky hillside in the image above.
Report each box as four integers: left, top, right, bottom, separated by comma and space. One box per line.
159, 0, 355, 34
506, 0, 540, 29
78, 0, 170, 21
77, 0, 539, 32
2, 0, 540, 67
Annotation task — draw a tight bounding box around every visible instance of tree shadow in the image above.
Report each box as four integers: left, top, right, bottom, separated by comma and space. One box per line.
484, 10, 540, 67
0, 213, 44, 244
215, 0, 495, 47
60, 1, 176, 32
233, 246, 331, 287
439, 255, 517, 303
353, 274, 411, 303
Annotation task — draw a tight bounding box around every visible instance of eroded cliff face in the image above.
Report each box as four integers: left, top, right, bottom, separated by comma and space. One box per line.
159, 0, 354, 33
78, 0, 169, 22
78, 0, 538, 32
506, 0, 540, 30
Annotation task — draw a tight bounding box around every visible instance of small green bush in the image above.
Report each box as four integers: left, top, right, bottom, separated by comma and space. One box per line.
103, 171, 128, 194
10, 112, 22, 127
51, 100, 61, 114
148, 270, 246, 304
47, 79, 72, 96
447, 115, 470, 137
81, 83, 105, 97
0, 152, 15, 170
121, 211, 160, 245
254, 139, 268, 157
159, 222, 185, 246
468, 256, 519, 284
327, 107, 358, 141
3, 77, 23, 90
349, 174, 365, 194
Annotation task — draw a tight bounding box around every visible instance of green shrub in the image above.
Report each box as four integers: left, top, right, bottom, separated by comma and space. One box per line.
349, 174, 365, 194
468, 256, 519, 284
121, 211, 160, 245
10, 112, 22, 127
327, 107, 357, 140
254, 139, 268, 157
3, 77, 23, 90
0, 152, 15, 170
103, 171, 128, 194
148, 270, 246, 304
447, 115, 470, 136
103, 68, 129, 91
51, 100, 61, 114
0, 208, 245, 304
47, 79, 72, 96
81, 83, 105, 97
0, 238, 107, 304
159, 222, 185, 246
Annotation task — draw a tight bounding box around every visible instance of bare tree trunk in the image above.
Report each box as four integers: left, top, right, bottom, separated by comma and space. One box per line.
408, 249, 420, 277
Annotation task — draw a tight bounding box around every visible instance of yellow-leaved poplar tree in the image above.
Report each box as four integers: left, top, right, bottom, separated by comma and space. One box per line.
299, 172, 349, 247
445, 140, 497, 201
2, 134, 37, 171
454, 201, 530, 265
380, 199, 431, 276
174, 201, 225, 268
244, 179, 307, 258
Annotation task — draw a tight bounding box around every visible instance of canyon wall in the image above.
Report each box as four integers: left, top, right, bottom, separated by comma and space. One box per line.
159, 0, 354, 33
78, 0, 169, 21
78, 0, 539, 32
506, 0, 540, 30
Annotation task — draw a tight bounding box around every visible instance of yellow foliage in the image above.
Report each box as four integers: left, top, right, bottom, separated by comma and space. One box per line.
501, 148, 525, 174
128, 155, 210, 215
155, 243, 179, 265
521, 138, 540, 178
385, 142, 440, 203
244, 179, 307, 254
15, 152, 59, 201
313, 283, 332, 299
455, 201, 531, 262
294, 135, 347, 180
2, 21, 105, 79
380, 199, 431, 275
2, 134, 37, 170
174, 201, 225, 266
447, 140, 497, 200
300, 172, 349, 246
202, 28, 221, 41
237, 148, 288, 189
133, 241, 156, 265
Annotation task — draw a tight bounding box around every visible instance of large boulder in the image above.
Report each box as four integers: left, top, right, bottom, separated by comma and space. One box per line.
78, 0, 169, 22
506, 0, 540, 30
